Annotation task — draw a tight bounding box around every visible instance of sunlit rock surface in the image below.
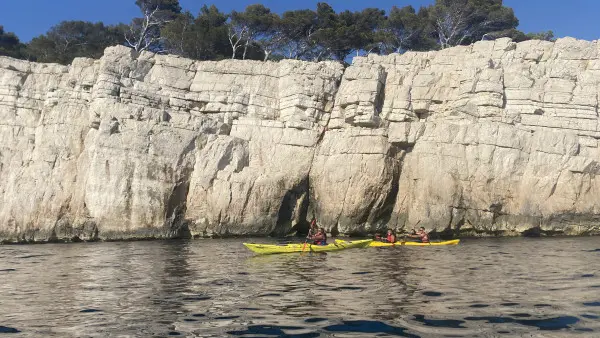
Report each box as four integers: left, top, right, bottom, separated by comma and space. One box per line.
1, 37, 600, 242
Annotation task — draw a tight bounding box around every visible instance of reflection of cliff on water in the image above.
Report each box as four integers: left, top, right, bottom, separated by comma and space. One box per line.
244, 252, 329, 317
242, 244, 420, 321
83, 241, 193, 336
367, 247, 416, 320
153, 240, 197, 331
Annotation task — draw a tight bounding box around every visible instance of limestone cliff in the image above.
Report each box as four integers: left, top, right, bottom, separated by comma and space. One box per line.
1, 37, 599, 242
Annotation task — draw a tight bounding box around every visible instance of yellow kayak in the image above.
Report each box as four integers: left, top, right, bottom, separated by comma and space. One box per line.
368, 239, 460, 247
243, 239, 373, 255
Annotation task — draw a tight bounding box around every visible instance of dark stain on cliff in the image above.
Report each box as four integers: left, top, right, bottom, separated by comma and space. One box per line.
272, 176, 310, 237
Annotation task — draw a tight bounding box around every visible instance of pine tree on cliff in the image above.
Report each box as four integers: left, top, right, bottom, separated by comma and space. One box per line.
161, 5, 230, 60
125, 0, 182, 52
227, 4, 279, 60
428, 0, 519, 49
26, 21, 126, 64
0, 26, 25, 59
5, 0, 560, 64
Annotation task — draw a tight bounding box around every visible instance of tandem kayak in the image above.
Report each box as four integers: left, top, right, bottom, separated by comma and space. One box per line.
368, 239, 460, 247
243, 239, 373, 255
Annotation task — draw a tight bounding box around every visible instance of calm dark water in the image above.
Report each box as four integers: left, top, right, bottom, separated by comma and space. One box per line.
0, 237, 599, 337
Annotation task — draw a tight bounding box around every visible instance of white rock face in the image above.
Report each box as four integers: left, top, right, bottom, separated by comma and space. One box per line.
1, 38, 600, 242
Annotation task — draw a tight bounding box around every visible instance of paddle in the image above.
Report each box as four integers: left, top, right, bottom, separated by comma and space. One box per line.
302, 217, 317, 253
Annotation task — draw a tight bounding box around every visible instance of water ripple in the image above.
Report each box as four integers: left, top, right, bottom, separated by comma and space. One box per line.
464, 315, 580, 330
79, 309, 102, 313
0, 326, 20, 333
228, 324, 319, 337
413, 314, 466, 328
324, 320, 420, 337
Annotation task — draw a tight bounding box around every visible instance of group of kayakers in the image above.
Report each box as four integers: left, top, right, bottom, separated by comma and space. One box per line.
306, 217, 429, 245
375, 227, 429, 243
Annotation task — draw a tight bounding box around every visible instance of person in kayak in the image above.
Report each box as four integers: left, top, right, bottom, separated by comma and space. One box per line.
310, 227, 327, 245
408, 227, 430, 243
375, 229, 396, 243
307, 218, 319, 238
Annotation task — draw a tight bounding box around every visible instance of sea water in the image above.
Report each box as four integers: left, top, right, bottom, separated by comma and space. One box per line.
0, 237, 599, 337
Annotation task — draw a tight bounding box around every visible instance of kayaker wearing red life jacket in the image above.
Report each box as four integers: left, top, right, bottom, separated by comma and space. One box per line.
385, 229, 396, 243
311, 228, 327, 245
375, 229, 396, 243
408, 227, 430, 243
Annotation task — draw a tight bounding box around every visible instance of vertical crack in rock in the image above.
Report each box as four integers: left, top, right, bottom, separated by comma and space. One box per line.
239, 179, 256, 226
165, 136, 198, 239
501, 66, 508, 110
376, 145, 405, 231
375, 69, 388, 117
304, 69, 343, 233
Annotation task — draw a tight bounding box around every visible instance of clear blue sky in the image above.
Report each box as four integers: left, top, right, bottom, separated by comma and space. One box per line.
0, 0, 598, 42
